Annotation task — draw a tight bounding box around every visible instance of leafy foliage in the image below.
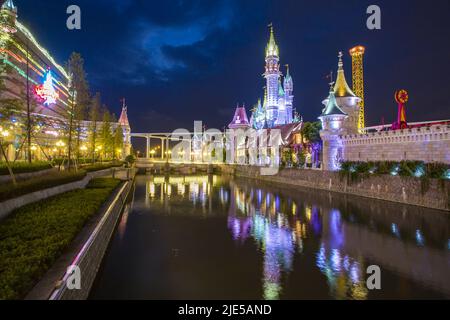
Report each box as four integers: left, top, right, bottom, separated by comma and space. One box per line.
339, 160, 449, 180
0, 170, 86, 202
0, 178, 120, 300
0, 161, 52, 176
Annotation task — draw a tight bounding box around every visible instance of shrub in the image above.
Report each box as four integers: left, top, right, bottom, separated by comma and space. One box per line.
339, 160, 449, 180
0, 178, 121, 300
0, 161, 52, 176
0, 170, 86, 202
426, 163, 449, 179
83, 162, 123, 172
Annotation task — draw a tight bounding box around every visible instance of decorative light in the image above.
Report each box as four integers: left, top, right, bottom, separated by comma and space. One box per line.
35, 69, 59, 106
414, 164, 426, 178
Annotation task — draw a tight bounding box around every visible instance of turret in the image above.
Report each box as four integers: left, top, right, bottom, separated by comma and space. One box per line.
283, 64, 294, 123
264, 25, 281, 128
228, 104, 250, 129
319, 85, 348, 171
322, 52, 361, 134
252, 98, 266, 130
118, 98, 131, 157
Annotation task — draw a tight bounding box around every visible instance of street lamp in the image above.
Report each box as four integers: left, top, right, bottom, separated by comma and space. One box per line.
56, 140, 65, 158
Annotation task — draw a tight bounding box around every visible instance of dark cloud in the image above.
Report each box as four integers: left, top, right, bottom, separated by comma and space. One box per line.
14, 0, 450, 133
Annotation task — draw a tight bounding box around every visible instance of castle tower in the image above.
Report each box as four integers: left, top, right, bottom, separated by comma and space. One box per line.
228, 104, 250, 130
349, 46, 366, 133
319, 85, 348, 171
0, 0, 17, 34
264, 25, 281, 128
276, 78, 286, 125
283, 64, 294, 124
323, 52, 361, 135
118, 98, 132, 157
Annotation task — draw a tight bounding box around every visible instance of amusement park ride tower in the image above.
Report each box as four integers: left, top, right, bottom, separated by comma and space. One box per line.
349, 46, 366, 133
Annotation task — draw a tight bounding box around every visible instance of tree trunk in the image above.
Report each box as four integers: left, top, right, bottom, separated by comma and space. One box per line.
0, 143, 16, 185
68, 95, 75, 170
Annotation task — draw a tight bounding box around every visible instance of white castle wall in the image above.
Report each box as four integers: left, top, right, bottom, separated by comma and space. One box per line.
339, 124, 450, 164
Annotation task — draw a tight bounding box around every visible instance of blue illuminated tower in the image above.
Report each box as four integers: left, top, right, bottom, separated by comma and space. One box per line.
283, 65, 294, 124
264, 25, 281, 128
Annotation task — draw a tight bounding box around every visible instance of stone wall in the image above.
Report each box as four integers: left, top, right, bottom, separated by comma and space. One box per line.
340, 124, 450, 163
219, 165, 449, 211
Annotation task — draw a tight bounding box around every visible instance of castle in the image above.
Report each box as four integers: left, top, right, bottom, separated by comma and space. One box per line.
319, 52, 450, 170
228, 25, 450, 170
229, 26, 298, 131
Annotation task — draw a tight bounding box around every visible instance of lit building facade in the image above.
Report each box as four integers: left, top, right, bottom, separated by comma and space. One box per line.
0, 1, 131, 160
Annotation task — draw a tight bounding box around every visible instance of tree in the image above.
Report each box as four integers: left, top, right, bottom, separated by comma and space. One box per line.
99, 107, 112, 160
0, 52, 23, 184
66, 52, 89, 169
113, 122, 124, 161
88, 92, 101, 163
301, 121, 322, 144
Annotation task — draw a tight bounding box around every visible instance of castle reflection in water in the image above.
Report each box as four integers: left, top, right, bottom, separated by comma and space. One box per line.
140, 175, 449, 300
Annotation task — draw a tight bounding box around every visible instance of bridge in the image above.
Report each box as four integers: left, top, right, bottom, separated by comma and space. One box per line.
130, 132, 219, 161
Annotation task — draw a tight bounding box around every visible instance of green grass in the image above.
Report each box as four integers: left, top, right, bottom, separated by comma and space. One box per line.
0, 161, 52, 176
0, 178, 121, 300
0, 170, 87, 203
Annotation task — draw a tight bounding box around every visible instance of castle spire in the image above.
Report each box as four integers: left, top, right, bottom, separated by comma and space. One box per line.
118, 98, 130, 127
265, 23, 279, 57
334, 51, 356, 98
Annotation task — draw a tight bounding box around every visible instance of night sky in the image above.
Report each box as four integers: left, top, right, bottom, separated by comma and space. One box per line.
14, 0, 450, 133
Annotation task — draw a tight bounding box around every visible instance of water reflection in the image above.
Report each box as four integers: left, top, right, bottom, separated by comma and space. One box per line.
225, 181, 370, 300
91, 174, 450, 300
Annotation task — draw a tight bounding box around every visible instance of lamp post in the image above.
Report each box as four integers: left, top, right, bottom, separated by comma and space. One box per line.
56, 140, 65, 158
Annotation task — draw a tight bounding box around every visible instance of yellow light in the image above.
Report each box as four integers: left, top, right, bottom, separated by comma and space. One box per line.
2, 130, 10, 137
30, 145, 37, 151
80, 145, 88, 151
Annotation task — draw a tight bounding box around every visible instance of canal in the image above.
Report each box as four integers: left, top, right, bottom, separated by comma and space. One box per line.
90, 174, 450, 300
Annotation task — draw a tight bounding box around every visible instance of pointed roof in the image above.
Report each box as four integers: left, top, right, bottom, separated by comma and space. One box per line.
229, 104, 250, 129
320, 87, 347, 117
284, 64, 292, 81
265, 24, 279, 57
1, 0, 17, 12
334, 52, 356, 98
118, 98, 130, 127
278, 79, 285, 96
